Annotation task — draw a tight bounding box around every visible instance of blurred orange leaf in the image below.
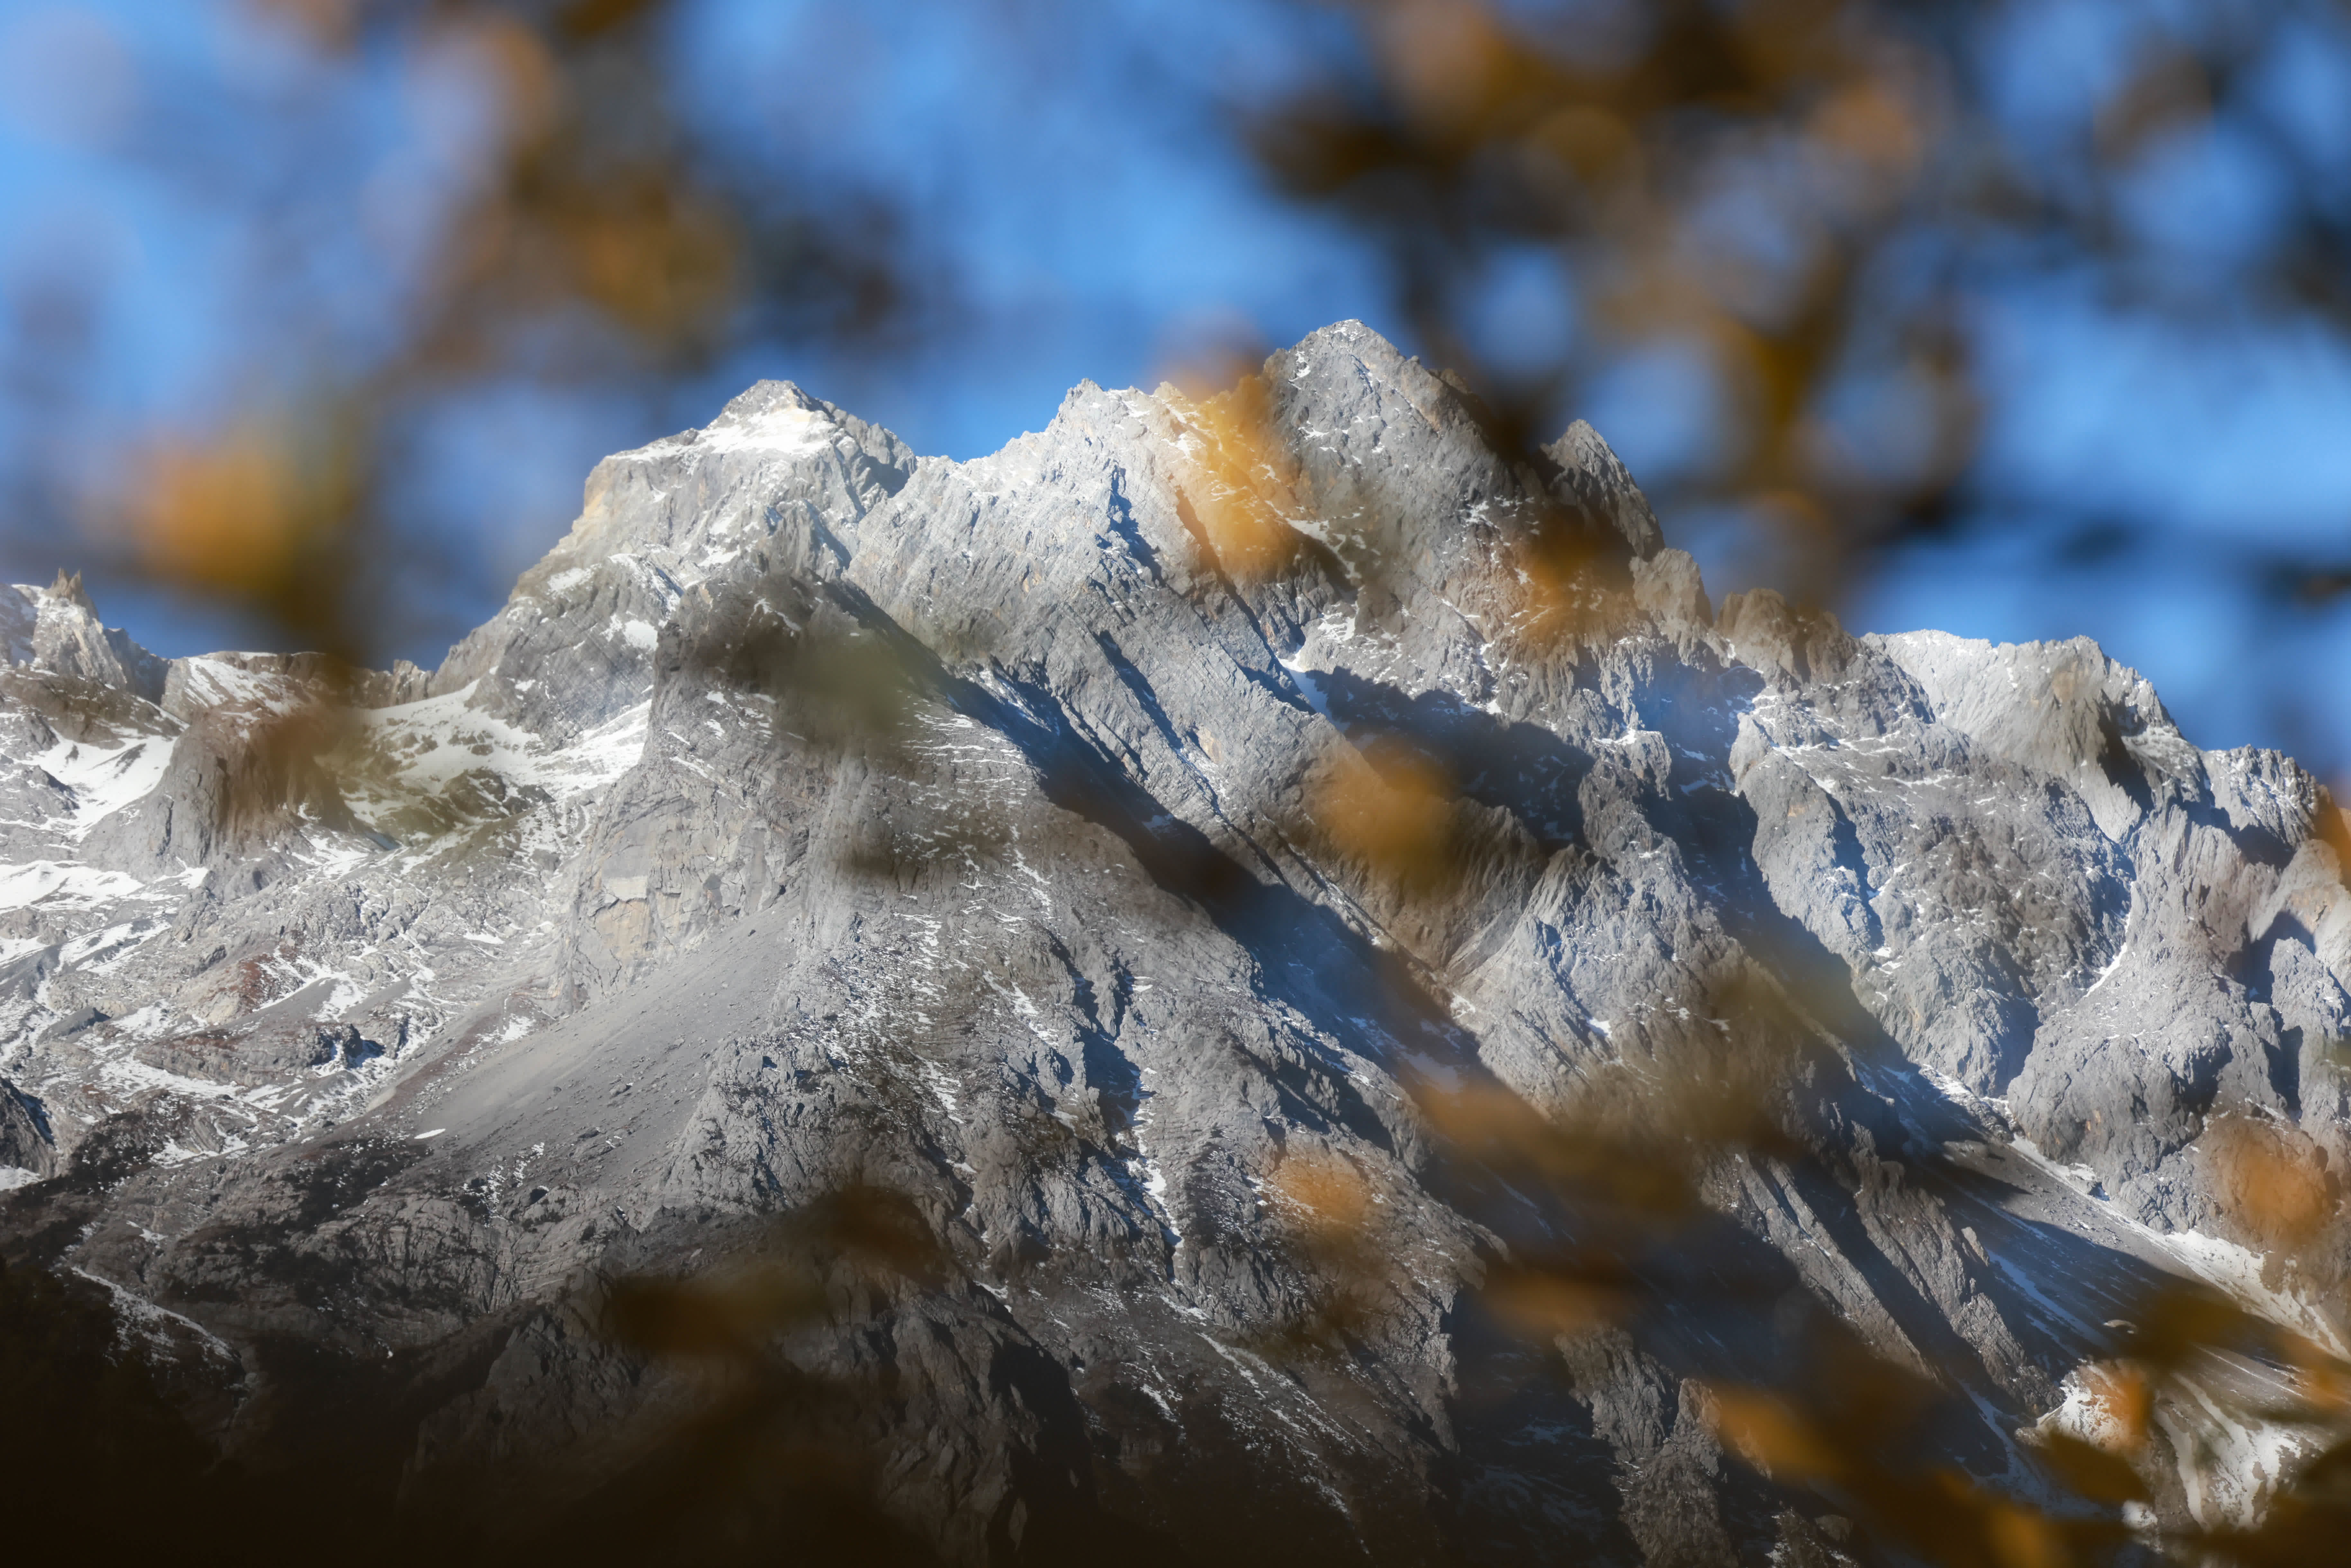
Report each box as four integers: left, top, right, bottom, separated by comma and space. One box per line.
1706, 1383, 1844, 1481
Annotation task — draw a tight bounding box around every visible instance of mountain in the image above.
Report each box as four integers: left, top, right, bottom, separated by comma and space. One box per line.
3, 323, 2348, 1566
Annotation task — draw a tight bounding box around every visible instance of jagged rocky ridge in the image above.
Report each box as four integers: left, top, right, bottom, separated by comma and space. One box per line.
3, 323, 2349, 1564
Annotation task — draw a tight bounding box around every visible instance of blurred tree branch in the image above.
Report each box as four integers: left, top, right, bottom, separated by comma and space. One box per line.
4, 0, 926, 665
1248, 0, 2351, 624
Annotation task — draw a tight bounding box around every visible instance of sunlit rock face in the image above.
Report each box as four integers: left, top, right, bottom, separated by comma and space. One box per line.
2, 323, 2347, 1563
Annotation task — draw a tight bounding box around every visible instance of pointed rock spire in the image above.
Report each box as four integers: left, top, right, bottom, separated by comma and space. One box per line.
46, 568, 93, 612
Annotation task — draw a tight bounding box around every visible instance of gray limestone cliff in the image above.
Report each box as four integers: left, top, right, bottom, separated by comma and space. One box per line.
1, 324, 2347, 1565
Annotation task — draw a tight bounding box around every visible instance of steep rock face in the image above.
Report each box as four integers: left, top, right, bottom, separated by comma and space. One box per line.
1, 323, 2346, 1563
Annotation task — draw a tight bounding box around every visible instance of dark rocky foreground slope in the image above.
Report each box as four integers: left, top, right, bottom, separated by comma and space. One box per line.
4, 324, 2350, 1565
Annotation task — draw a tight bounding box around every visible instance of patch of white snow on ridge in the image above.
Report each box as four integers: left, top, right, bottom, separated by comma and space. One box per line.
2163, 1228, 2349, 1357
354, 684, 648, 809
538, 702, 652, 797
0, 861, 146, 912
697, 405, 834, 458
1278, 654, 1335, 721
621, 619, 659, 651
175, 657, 279, 709
35, 733, 174, 836
58, 920, 158, 972
2005, 1131, 2351, 1357
299, 837, 372, 879
99, 1054, 243, 1103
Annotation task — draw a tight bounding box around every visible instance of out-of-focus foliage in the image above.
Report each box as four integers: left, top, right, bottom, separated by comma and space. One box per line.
1252, 0, 2351, 631
5, 0, 916, 660
1307, 737, 1468, 896
1171, 367, 1320, 584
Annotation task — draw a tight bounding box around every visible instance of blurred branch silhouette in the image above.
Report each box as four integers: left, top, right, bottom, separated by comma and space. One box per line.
6, 0, 919, 663
1249, 0, 2351, 626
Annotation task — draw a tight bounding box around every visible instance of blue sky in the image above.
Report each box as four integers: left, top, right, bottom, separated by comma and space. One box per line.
1, 0, 2346, 776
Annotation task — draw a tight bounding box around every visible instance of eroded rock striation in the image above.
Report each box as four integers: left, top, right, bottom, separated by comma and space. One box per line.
3, 324, 2348, 1564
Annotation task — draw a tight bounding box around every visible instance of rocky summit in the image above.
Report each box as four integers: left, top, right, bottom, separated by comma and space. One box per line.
4, 323, 2349, 1565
